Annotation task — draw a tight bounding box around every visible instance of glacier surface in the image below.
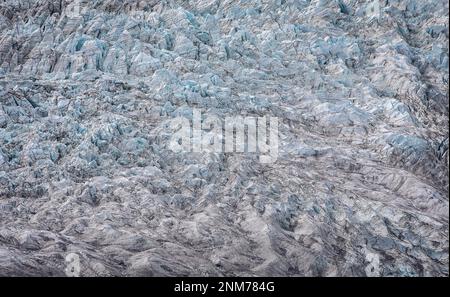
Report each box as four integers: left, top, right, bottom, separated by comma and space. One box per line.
0, 0, 448, 276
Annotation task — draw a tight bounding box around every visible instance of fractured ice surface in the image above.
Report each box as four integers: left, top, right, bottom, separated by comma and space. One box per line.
0, 0, 448, 276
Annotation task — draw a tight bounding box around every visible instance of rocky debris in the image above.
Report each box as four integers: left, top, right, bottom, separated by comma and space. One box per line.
0, 0, 448, 276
